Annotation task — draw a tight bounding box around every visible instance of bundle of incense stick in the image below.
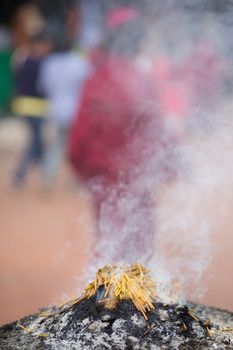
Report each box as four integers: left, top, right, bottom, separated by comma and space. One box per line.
83, 263, 157, 319
18, 263, 229, 340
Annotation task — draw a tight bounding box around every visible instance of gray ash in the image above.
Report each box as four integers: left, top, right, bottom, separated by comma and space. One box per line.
1, 296, 233, 349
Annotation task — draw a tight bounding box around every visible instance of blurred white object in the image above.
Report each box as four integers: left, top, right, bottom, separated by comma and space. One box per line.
40, 51, 91, 127
39, 50, 91, 186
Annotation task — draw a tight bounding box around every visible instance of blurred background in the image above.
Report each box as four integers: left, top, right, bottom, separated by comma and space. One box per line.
0, 0, 233, 325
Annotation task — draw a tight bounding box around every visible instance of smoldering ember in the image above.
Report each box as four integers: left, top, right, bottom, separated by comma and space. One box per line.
0, 263, 233, 349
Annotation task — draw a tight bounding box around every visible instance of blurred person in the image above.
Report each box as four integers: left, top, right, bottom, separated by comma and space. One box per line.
10, 3, 44, 48
39, 32, 91, 189
182, 40, 225, 108
151, 9, 225, 134
151, 56, 193, 137
36, 0, 78, 45
69, 7, 175, 264
147, 41, 225, 137
11, 30, 52, 188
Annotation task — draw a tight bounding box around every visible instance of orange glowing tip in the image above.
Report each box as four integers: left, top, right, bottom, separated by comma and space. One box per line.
82, 263, 157, 320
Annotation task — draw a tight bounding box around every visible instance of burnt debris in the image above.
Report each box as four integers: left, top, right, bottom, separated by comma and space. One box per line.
1, 264, 233, 349
1, 296, 233, 349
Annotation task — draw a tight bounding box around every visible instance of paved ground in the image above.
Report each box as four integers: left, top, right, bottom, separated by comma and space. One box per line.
0, 118, 94, 324
0, 117, 233, 325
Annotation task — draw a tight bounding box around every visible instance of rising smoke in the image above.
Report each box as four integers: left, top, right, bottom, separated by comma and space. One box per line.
83, 1, 233, 303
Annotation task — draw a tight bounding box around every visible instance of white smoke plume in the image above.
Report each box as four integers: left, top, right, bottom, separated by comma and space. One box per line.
83, 2, 233, 303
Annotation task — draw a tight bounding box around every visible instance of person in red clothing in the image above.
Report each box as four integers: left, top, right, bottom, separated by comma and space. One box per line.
69, 7, 174, 265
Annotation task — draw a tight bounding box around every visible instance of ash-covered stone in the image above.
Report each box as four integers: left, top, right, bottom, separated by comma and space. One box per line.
0, 297, 233, 349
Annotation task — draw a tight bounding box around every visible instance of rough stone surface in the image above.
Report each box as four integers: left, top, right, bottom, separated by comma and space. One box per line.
0, 297, 233, 349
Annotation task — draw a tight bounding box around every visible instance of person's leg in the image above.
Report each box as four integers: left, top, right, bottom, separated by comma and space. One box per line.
12, 117, 43, 187
42, 124, 67, 188
107, 187, 154, 265
33, 118, 44, 161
